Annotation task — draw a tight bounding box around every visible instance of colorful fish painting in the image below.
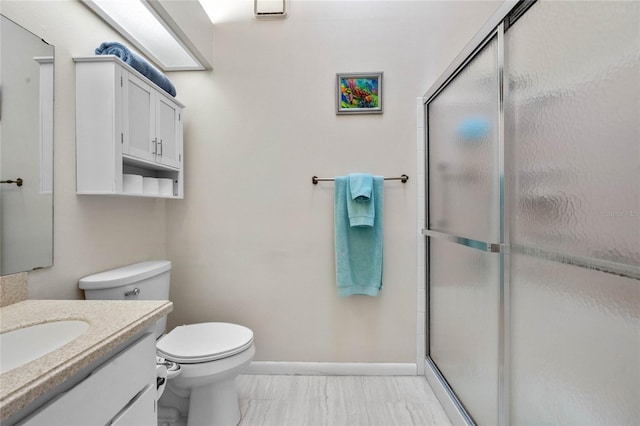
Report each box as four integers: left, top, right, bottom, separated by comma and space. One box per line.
337, 73, 382, 114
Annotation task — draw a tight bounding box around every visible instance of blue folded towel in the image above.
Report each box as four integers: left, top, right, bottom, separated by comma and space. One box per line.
349, 173, 373, 202
95, 42, 177, 97
334, 175, 384, 297
347, 173, 375, 227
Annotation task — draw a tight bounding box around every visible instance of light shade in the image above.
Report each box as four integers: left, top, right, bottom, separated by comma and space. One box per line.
83, 0, 211, 71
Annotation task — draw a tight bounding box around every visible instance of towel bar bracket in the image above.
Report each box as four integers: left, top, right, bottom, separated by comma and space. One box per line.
1, 178, 23, 187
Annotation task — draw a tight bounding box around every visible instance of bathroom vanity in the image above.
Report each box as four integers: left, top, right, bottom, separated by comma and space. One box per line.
0, 299, 172, 425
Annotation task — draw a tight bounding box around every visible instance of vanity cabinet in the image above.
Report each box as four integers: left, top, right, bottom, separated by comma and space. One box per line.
75, 56, 184, 198
17, 332, 157, 426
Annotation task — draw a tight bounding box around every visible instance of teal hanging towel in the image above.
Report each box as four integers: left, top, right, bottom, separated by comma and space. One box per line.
334, 174, 384, 296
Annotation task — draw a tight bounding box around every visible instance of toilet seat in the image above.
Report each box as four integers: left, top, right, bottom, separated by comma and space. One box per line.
157, 322, 254, 364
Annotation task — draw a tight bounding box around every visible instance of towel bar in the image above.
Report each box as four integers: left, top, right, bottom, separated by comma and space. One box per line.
0, 178, 23, 187
312, 174, 409, 185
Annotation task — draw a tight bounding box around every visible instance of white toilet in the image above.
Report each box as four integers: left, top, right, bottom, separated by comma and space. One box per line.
79, 260, 255, 426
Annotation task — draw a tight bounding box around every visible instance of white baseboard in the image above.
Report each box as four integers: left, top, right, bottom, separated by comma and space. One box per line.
246, 362, 418, 376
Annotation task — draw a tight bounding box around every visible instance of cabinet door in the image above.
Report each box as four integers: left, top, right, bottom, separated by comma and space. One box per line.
123, 71, 155, 162
110, 384, 157, 426
155, 95, 182, 169
18, 333, 155, 426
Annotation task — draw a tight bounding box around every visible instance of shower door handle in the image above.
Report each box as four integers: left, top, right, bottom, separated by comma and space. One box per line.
422, 229, 510, 254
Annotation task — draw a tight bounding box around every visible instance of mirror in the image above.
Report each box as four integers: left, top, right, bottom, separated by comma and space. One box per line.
0, 15, 54, 275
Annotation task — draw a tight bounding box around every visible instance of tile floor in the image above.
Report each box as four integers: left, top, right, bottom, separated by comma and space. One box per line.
236, 375, 452, 426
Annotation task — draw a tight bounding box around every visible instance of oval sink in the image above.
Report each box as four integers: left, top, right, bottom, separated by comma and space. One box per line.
0, 320, 89, 374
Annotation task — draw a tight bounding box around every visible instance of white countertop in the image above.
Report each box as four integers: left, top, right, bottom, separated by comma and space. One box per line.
0, 299, 172, 420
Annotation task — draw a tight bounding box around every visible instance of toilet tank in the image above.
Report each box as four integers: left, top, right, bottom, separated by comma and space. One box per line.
79, 260, 172, 337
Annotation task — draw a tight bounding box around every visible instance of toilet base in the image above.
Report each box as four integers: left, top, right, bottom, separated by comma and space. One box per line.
187, 377, 241, 426
160, 377, 241, 426
158, 344, 255, 426
158, 406, 187, 426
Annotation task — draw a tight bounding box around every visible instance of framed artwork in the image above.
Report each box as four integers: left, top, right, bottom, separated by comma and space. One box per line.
336, 72, 383, 114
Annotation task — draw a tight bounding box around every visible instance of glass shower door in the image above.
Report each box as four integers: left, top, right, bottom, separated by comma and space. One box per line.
426, 33, 502, 426
425, 1, 639, 424
506, 1, 640, 424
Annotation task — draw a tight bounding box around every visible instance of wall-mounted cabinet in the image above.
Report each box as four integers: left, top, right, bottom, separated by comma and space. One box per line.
75, 55, 184, 198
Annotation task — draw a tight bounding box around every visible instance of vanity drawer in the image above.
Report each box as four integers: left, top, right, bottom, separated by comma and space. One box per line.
110, 384, 157, 426
18, 333, 155, 426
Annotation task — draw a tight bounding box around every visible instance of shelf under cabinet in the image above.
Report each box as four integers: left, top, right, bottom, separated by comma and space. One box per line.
77, 192, 182, 199
123, 154, 180, 172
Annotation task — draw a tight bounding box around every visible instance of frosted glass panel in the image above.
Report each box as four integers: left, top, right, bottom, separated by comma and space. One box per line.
506, 1, 640, 265
510, 254, 640, 425
429, 239, 499, 425
507, 1, 640, 424
428, 36, 500, 242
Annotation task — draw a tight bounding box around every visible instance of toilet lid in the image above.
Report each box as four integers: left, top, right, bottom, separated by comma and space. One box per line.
156, 322, 254, 363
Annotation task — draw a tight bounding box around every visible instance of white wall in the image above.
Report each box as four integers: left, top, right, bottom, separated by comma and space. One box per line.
1, 1, 167, 299
166, 0, 501, 363
1, 0, 501, 363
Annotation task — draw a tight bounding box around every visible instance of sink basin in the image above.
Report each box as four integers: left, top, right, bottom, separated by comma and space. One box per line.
0, 320, 89, 374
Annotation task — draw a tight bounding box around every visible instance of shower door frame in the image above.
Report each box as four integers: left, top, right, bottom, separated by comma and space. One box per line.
422, 0, 640, 424
421, 1, 529, 424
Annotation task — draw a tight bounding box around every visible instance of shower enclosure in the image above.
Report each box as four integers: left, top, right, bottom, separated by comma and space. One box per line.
422, 1, 639, 424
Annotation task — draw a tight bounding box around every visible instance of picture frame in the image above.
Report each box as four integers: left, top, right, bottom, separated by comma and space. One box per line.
336, 72, 383, 115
